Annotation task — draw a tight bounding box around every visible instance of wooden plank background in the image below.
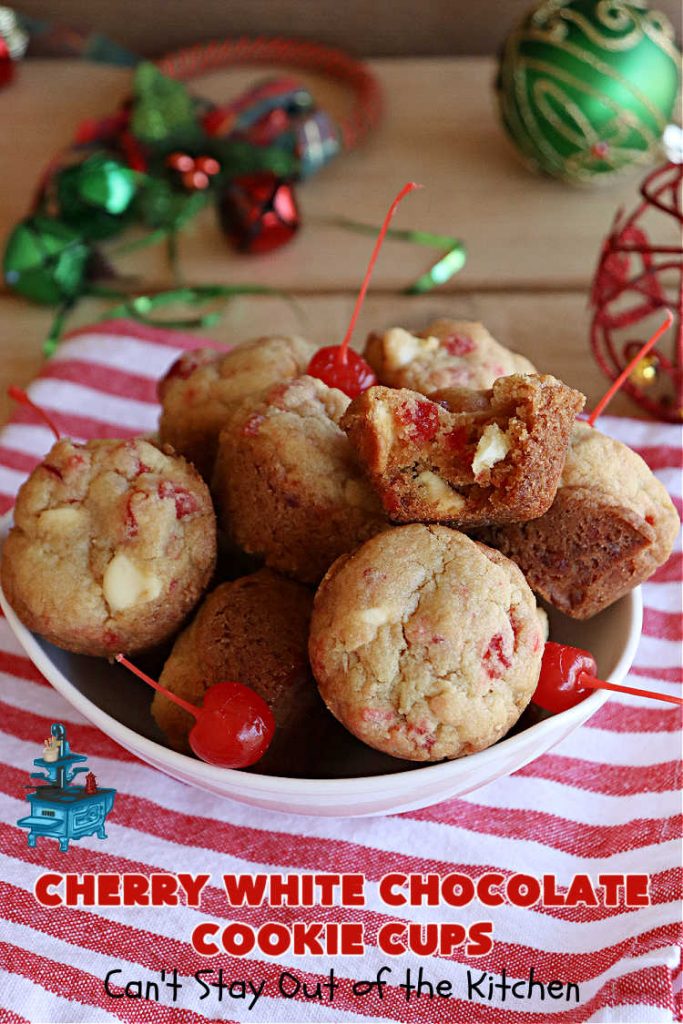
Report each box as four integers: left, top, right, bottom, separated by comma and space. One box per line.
0, 55, 674, 423
15, 0, 682, 56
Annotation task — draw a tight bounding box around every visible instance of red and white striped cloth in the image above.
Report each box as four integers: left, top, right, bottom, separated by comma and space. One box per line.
0, 321, 680, 1024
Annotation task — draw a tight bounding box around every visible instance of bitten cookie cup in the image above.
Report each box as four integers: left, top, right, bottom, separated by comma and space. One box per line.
0, 437, 216, 657
158, 334, 317, 480
211, 374, 387, 584
309, 525, 545, 762
478, 423, 680, 619
152, 569, 335, 776
342, 374, 585, 528
364, 319, 536, 395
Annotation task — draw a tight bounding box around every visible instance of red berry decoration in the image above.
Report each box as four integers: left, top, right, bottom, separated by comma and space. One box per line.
218, 172, 299, 254
307, 181, 421, 399
533, 641, 683, 714
115, 655, 275, 769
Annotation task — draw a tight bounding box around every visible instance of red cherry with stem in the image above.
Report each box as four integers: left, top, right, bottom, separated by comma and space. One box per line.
307, 181, 422, 398
8, 385, 61, 441
533, 642, 683, 713
307, 346, 377, 399
587, 310, 673, 426
115, 655, 275, 768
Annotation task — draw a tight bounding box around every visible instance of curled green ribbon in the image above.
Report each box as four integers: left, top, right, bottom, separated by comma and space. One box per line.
332, 218, 467, 294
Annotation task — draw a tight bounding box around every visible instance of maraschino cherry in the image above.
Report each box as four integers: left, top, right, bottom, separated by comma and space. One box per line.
533, 641, 682, 713
8, 385, 62, 441
307, 181, 422, 398
115, 654, 275, 768
587, 310, 673, 426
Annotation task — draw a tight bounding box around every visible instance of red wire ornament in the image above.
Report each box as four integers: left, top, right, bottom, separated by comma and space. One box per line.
590, 162, 683, 422
156, 36, 382, 153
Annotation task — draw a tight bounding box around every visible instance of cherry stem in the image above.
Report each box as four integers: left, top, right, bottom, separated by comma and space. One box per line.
587, 309, 674, 427
579, 672, 683, 706
8, 385, 62, 442
337, 181, 422, 367
115, 653, 199, 718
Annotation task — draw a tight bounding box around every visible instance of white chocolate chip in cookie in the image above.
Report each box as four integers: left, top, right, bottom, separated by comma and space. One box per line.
384, 328, 439, 370
415, 471, 466, 512
37, 506, 89, 540
103, 551, 162, 612
472, 423, 510, 478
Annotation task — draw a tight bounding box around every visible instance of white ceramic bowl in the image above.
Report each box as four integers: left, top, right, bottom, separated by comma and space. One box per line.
0, 513, 642, 817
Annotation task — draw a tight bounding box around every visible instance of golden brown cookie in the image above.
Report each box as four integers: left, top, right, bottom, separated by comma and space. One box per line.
152, 569, 332, 776
477, 423, 680, 618
364, 319, 535, 395
158, 334, 317, 479
212, 374, 387, 583
342, 375, 584, 528
1, 437, 216, 656
309, 525, 544, 762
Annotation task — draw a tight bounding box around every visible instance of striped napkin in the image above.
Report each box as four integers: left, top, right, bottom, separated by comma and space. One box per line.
0, 321, 680, 1024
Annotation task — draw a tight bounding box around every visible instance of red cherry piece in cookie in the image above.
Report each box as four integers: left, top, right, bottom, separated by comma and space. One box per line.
533, 642, 595, 714
307, 346, 377, 399
158, 480, 200, 518
189, 682, 275, 768
483, 633, 513, 678
396, 399, 440, 441
445, 425, 469, 452
442, 333, 476, 356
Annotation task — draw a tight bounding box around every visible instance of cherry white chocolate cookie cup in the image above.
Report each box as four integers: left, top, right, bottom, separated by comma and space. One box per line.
309, 524, 545, 762
0, 437, 216, 657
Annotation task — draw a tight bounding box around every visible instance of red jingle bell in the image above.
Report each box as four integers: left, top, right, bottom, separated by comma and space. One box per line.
218, 172, 299, 254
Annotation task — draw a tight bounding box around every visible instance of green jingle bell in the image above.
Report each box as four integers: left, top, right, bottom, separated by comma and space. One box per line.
3, 216, 91, 305
55, 153, 138, 239
497, 0, 681, 185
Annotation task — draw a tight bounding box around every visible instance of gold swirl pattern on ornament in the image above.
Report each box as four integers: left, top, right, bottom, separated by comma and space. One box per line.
529, 0, 678, 59
501, 51, 660, 182
515, 28, 672, 128
523, 61, 658, 164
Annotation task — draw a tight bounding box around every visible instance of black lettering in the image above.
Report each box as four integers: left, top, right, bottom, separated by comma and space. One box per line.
104, 970, 124, 998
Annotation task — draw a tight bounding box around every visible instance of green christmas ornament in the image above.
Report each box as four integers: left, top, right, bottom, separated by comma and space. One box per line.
55, 154, 138, 239
496, 0, 681, 185
3, 216, 91, 305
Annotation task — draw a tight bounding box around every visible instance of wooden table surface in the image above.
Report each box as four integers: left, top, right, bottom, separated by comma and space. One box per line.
0, 56, 654, 425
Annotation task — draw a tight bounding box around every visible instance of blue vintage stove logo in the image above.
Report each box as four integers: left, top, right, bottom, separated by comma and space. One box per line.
17, 722, 116, 852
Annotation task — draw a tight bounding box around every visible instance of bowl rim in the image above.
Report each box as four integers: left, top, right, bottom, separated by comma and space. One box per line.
0, 511, 643, 796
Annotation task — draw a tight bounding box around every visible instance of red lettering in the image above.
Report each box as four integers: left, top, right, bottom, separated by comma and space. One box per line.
625, 874, 650, 907
221, 923, 256, 956
379, 873, 407, 907
222, 873, 268, 906
466, 921, 494, 957
442, 873, 475, 907
191, 922, 220, 956
34, 873, 62, 907
377, 921, 407, 955
507, 874, 541, 908
478, 873, 505, 907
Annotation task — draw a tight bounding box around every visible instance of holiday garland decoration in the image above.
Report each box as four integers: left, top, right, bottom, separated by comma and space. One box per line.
2, 42, 382, 353
3, 38, 469, 355
590, 160, 682, 421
